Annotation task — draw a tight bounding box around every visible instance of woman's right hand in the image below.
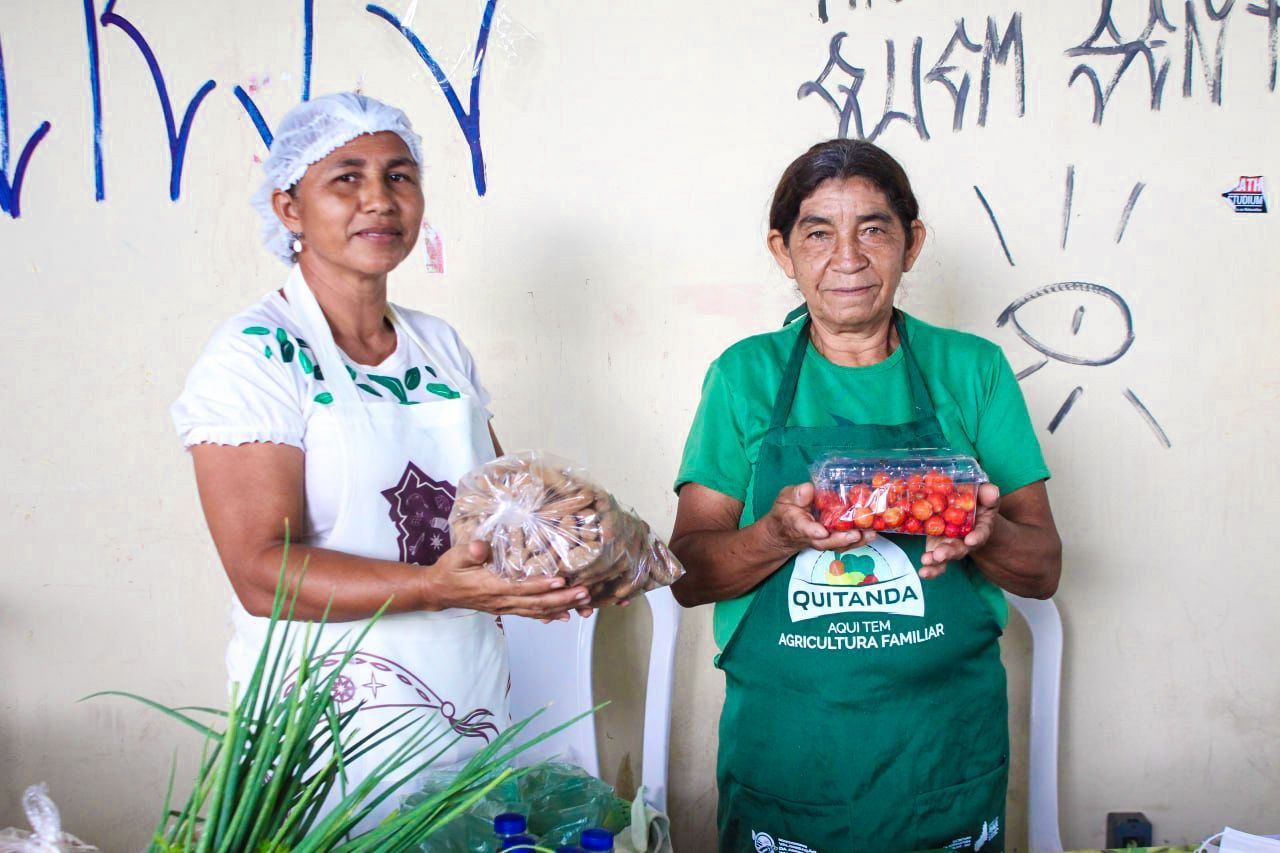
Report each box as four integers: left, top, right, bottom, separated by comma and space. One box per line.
761, 482, 875, 555
423, 539, 591, 619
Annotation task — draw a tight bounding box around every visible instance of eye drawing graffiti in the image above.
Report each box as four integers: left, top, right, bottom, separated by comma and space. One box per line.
977, 166, 1171, 448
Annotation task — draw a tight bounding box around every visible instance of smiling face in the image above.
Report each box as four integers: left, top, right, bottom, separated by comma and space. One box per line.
271, 131, 424, 279
768, 176, 925, 335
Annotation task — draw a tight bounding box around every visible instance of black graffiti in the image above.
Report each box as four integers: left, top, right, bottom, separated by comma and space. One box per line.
816, 0, 906, 25
799, 13, 1024, 142
1068, 0, 1274, 123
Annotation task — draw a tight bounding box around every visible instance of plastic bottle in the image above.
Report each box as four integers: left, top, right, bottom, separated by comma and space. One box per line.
580, 827, 614, 851
498, 835, 537, 851
493, 813, 528, 849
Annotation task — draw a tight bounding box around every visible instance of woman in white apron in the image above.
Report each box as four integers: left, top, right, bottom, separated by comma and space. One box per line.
171, 93, 593, 829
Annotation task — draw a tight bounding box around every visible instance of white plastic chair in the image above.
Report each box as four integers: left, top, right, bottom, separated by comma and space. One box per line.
502, 586, 680, 813
1005, 593, 1065, 853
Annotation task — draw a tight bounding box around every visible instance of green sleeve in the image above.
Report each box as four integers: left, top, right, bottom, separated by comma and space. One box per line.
974, 348, 1051, 495
674, 358, 752, 501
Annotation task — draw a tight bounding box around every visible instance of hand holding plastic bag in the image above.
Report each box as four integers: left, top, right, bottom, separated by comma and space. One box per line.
448, 452, 684, 606
0, 785, 97, 853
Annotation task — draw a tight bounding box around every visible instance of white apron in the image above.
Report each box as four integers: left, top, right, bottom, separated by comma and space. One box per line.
225, 267, 509, 832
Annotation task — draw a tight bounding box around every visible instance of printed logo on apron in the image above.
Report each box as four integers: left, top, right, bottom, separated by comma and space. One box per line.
787, 537, 924, 622
381, 461, 456, 565
751, 829, 816, 853
282, 653, 500, 742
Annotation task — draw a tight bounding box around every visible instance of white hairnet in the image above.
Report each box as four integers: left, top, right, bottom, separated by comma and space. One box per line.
251, 92, 426, 264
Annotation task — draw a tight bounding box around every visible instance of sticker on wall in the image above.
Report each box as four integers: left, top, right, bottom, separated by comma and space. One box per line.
1222, 176, 1267, 213
422, 221, 446, 274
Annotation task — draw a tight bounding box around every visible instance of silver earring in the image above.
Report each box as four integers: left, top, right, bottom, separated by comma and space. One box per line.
291, 233, 303, 254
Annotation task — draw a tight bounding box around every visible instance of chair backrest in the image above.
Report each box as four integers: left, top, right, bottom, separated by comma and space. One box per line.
502, 586, 680, 813
1005, 593, 1065, 853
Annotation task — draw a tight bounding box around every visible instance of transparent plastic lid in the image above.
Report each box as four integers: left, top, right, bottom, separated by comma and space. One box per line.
810, 450, 987, 537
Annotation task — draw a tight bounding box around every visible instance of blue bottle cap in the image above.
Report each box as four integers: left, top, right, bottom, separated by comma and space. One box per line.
498, 835, 537, 850
580, 827, 614, 851
493, 812, 527, 835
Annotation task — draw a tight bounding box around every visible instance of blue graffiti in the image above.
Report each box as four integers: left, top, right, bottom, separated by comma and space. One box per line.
0, 35, 52, 218
367, 0, 498, 196
96, 0, 216, 201
233, 0, 315, 148
80, 0, 104, 200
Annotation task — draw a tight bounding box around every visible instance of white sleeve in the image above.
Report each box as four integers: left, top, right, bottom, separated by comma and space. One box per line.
171, 329, 306, 450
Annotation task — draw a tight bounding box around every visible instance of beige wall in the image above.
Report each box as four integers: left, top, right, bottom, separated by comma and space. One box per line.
2, 1, 1278, 849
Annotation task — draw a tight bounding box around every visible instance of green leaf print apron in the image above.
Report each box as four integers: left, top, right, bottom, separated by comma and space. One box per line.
715, 309, 1009, 853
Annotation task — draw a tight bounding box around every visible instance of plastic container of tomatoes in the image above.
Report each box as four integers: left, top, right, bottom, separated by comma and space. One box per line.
810, 452, 987, 538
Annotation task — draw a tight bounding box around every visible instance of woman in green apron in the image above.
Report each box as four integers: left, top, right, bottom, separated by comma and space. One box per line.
670, 139, 1062, 852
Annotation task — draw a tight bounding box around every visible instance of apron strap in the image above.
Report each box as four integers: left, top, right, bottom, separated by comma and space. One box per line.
283, 266, 362, 404
283, 267, 481, 405
385, 303, 481, 401
894, 310, 940, 423
768, 316, 813, 430
768, 307, 941, 431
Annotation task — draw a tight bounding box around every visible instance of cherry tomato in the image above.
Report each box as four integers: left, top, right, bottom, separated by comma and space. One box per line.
815, 489, 841, 511
871, 472, 891, 488
872, 516, 887, 531
924, 516, 946, 537
904, 517, 923, 534
955, 483, 976, 497
846, 485, 872, 506
881, 507, 905, 528
959, 523, 973, 537
820, 506, 853, 531
906, 474, 924, 491
944, 522, 961, 538
853, 506, 876, 529
927, 493, 947, 514
910, 500, 934, 521
953, 493, 976, 512
943, 507, 968, 526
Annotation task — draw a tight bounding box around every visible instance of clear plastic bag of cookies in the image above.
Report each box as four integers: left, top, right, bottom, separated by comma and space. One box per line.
448, 452, 685, 605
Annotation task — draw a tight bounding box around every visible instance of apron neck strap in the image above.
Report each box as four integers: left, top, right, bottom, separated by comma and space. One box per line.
284, 265, 362, 404
384, 302, 479, 399
767, 307, 938, 430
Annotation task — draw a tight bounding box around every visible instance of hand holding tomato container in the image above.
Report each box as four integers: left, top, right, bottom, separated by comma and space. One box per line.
810, 453, 987, 538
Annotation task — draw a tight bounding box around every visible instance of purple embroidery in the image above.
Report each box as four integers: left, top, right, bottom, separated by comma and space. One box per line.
381, 461, 456, 565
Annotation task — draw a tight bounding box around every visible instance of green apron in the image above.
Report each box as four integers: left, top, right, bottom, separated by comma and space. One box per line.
715, 309, 1009, 853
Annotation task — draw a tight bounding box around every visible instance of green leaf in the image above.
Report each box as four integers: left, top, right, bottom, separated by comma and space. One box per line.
82, 691, 217, 739
299, 349, 314, 374
425, 383, 460, 400
404, 367, 421, 390
367, 374, 408, 403
356, 383, 382, 397
264, 345, 273, 359
423, 365, 437, 378
313, 363, 325, 381
345, 365, 357, 380
242, 326, 270, 336
280, 340, 296, 363
313, 392, 334, 405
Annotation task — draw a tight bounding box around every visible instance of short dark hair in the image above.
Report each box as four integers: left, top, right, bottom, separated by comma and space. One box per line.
769, 139, 920, 248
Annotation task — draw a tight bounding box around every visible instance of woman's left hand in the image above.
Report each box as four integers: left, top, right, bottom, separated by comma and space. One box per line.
918, 483, 1001, 580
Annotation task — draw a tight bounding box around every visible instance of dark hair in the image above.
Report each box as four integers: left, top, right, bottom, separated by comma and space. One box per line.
769, 139, 919, 248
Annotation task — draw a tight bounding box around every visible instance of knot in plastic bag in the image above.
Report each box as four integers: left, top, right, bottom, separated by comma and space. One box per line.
22, 785, 61, 848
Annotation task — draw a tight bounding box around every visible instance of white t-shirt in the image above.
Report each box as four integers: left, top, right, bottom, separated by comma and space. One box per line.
171, 290, 492, 545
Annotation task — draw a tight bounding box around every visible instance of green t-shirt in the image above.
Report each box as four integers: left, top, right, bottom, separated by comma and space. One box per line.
674, 311, 1050, 649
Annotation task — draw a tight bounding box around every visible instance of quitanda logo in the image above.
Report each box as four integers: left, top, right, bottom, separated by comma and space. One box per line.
787, 537, 924, 622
